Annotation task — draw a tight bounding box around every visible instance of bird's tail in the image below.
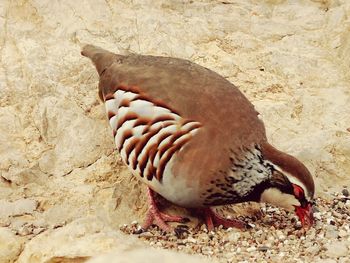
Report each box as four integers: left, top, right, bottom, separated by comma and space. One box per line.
81, 44, 121, 76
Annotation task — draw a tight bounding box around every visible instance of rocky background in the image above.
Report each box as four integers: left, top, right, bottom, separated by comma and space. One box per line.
0, 0, 349, 262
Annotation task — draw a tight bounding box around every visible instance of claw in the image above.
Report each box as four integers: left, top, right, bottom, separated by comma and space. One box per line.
197, 208, 247, 231
142, 188, 189, 232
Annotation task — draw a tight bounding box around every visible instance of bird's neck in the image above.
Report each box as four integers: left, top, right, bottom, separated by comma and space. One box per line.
227, 146, 275, 201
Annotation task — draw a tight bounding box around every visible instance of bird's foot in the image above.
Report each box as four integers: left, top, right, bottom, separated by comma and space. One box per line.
198, 208, 247, 231
142, 208, 187, 232
142, 188, 189, 232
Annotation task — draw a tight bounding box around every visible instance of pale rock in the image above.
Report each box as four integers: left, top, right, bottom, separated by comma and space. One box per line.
305, 245, 320, 255
0, 107, 29, 183
314, 212, 322, 220
0, 199, 38, 219
346, 200, 350, 208
339, 229, 348, 237
325, 241, 349, 258
325, 225, 339, 239
246, 246, 256, 252
17, 217, 144, 263
0, 227, 24, 263
34, 97, 109, 177
228, 232, 241, 242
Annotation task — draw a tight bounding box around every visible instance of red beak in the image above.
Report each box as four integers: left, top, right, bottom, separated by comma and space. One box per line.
295, 203, 314, 228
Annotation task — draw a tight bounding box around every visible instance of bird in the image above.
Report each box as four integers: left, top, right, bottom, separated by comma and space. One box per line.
81, 44, 315, 232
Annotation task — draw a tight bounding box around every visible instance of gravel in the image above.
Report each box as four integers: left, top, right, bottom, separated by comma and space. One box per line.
121, 192, 350, 262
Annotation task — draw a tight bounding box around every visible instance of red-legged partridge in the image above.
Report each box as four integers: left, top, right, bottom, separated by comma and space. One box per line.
81, 45, 315, 232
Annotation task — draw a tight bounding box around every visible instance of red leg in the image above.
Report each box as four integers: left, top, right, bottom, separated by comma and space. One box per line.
142, 188, 188, 232
199, 208, 247, 231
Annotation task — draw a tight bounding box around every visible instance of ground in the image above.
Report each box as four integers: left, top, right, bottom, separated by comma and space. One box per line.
0, 0, 349, 262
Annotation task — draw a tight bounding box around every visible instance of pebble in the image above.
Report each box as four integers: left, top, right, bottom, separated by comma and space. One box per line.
228, 232, 240, 242
247, 223, 256, 228
120, 195, 350, 262
186, 237, 197, 243
314, 212, 322, 220
342, 188, 349, 197
338, 229, 347, 237
305, 245, 319, 255
325, 225, 339, 239
325, 241, 349, 258
258, 246, 269, 252
246, 246, 256, 252
332, 211, 342, 218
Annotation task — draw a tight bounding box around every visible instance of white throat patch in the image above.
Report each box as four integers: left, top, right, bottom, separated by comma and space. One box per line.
260, 188, 300, 211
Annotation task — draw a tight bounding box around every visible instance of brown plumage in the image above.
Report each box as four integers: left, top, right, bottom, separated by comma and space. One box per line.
81, 45, 315, 231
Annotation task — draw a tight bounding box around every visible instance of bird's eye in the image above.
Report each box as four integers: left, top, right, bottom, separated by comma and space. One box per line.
292, 184, 305, 199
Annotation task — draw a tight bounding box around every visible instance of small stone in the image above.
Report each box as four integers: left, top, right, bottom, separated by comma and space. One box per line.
346, 200, 350, 208
325, 225, 339, 239
227, 232, 241, 242
295, 221, 302, 229
305, 245, 320, 254
138, 232, 154, 239
186, 237, 197, 243
225, 252, 236, 259
325, 241, 348, 258
342, 188, 349, 197
255, 229, 263, 236
241, 241, 249, 246
267, 236, 275, 242
241, 231, 252, 239
338, 229, 347, 237
197, 232, 208, 240
314, 212, 322, 220
337, 202, 344, 209
258, 246, 269, 252
332, 211, 342, 218
329, 219, 336, 225
246, 246, 256, 252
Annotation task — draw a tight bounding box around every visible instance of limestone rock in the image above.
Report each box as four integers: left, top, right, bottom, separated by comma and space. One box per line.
17, 217, 142, 263
0, 227, 24, 263
33, 96, 109, 177
0, 199, 38, 219
325, 241, 349, 258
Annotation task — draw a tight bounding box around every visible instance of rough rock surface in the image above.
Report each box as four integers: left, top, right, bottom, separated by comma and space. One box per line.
0, 0, 349, 262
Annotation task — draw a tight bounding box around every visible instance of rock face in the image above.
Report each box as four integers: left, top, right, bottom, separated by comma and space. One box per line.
0, 228, 24, 263
0, 0, 350, 262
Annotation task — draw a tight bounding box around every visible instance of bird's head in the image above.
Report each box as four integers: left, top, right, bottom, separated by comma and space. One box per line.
260, 169, 314, 227
259, 143, 315, 228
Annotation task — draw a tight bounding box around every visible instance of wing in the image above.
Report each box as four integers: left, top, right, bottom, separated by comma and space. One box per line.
82, 45, 267, 186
